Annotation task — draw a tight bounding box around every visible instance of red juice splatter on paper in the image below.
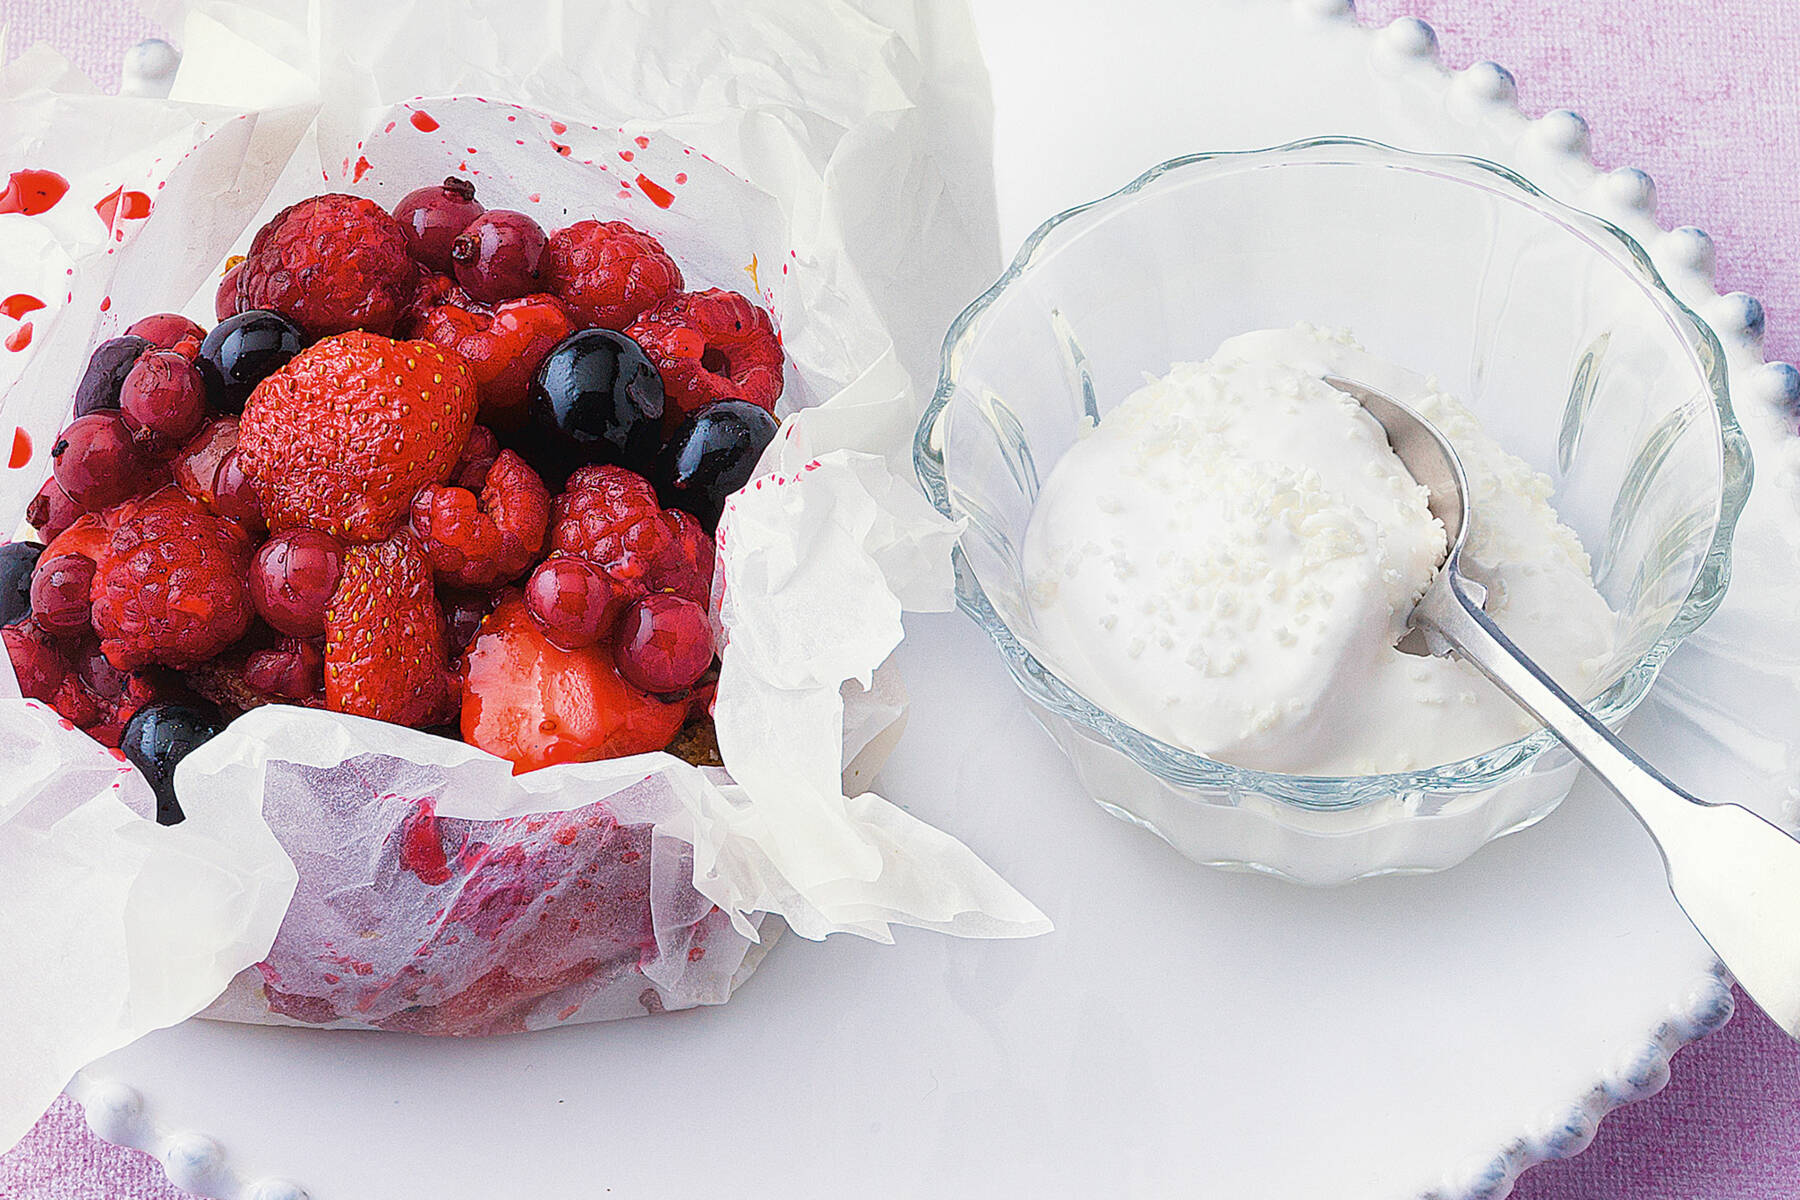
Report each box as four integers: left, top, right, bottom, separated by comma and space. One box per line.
0, 169, 69, 215
410, 110, 439, 132
633, 136, 649, 149
618, 149, 634, 163
549, 120, 567, 135
4, 324, 31, 352
0, 294, 44, 319
353, 155, 372, 182
94, 187, 152, 227
550, 142, 572, 157
8, 428, 30, 468
635, 175, 674, 209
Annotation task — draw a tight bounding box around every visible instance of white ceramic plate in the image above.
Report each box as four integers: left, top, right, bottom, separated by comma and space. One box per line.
70, 2, 1800, 1198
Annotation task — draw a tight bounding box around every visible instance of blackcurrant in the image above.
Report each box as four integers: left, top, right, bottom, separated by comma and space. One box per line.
528, 329, 665, 474
121, 701, 228, 826
652, 399, 778, 531
196, 309, 304, 414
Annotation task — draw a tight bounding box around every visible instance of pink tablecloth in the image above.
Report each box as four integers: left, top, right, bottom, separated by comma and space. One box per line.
2, 1, 1799, 1197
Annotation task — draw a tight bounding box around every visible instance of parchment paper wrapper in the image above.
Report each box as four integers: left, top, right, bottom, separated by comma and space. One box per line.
0, 0, 1045, 1152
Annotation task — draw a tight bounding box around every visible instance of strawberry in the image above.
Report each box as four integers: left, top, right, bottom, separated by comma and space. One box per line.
323, 530, 456, 727
239, 332, 478, 544
460, 590, 687, 773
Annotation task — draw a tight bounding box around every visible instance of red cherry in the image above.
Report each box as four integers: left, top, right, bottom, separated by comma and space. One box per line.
126, 313, 207, 349
120, 349, 210, 459
210, 448, 264, 532
172, 418, 236, 503
451, 210, 546, 304
51, 414, 147, 510
249, 530, 344, 637
393, 177, 485, 274
30, 553, 96, 639
25, 478, 83, 542
523, 556, 620, 649
613, 593, 713, 694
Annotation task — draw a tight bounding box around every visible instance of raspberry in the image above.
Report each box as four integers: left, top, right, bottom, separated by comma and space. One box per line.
40, 512, 112, 567
236, 194, 418, 337
323, 530, 456, 727
625, 288, 784, 420
450, 425, 501, 490
214, 261, 242, 322
549, 465, 715, 603
90, 488, 255, 670
409, 449, 551, 589
239, 332, 478, 543
415, 294, 575, 429
397, 271, 480, 337
548, 465, 660, 599
650, 510, 714, 605
543, 220, 682, 330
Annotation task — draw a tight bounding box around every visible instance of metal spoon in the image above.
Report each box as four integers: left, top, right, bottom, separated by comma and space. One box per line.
1327, 374, 1800, 1040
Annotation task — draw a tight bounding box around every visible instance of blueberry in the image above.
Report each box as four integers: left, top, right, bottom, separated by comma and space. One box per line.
529, 329, 664, 473
73, 335, 152, 417
0, 541, 44, 626
197, 309, 304, 414
121, 701, 227, 826
652, 400, 779, 531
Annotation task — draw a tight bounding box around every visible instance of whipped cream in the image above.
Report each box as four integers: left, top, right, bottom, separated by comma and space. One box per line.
1021, 326, 1617, 775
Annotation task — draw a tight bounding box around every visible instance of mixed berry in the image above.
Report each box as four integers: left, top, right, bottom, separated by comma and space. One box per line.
4, 177, 780, 807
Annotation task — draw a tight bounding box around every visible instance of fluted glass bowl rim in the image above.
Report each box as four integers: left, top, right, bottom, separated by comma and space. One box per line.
914, 136, 1753, 812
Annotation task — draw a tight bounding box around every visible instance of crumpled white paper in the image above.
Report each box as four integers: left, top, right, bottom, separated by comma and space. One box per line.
0, 702, 296, 1156
0, 0, 1044, 1153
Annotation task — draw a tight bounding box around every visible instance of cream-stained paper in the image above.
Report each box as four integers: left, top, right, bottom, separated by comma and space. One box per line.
0, 0, 1042, 1153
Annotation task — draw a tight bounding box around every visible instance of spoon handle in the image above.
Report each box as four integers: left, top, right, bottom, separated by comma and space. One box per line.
1417, 573, 1800, 1038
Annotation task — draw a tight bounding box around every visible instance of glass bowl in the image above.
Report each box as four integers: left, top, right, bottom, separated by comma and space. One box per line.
914, 138, 1752, 886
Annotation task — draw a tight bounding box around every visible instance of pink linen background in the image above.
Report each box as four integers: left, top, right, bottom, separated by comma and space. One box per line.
2, 0, 1798, 1196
